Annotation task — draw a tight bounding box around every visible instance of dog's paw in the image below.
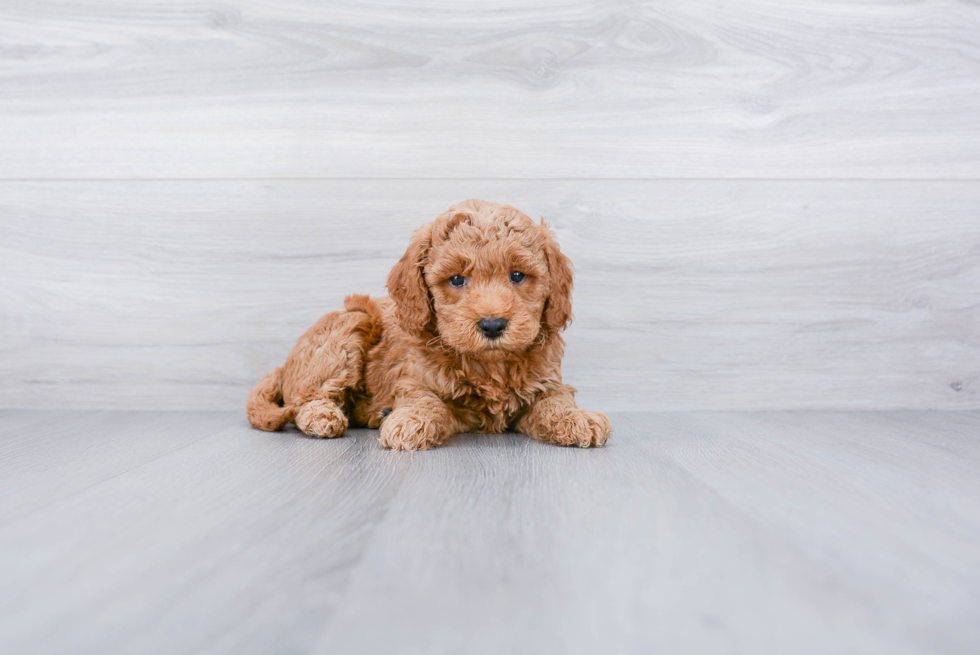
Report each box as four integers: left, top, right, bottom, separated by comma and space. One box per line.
295, 400, 348, 438
549, 409, 612, 448
378, 409, 444, 451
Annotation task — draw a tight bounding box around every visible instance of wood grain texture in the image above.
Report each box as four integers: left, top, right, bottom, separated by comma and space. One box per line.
0, 410, 233, 522
0, 411, 414, 654
0, 410, 978, 653
1, 1, 979, 179
2, 179, 977, 411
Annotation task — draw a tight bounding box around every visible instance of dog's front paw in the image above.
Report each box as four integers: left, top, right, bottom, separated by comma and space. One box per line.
295, 400, 348, 438
378, 409, 445, 451
549, 409, 612, 448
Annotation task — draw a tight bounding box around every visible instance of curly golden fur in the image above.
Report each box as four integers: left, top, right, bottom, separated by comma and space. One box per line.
247, 199, 612, 450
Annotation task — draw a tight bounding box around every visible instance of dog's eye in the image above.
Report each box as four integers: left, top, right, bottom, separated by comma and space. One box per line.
449, 275, 466, 288
509, 271, 526, 284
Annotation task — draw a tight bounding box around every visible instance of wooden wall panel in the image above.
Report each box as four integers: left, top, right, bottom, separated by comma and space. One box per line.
2, 2, 978, 410
1, 1, 979, 179
2, 180, 977, 410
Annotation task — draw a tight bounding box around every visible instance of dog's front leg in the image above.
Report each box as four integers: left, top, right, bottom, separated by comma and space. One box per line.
378, 391, 461, 451
517, 386, 612, 448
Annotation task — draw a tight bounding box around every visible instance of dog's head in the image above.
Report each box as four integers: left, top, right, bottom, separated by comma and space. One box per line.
386, 199, 573, 360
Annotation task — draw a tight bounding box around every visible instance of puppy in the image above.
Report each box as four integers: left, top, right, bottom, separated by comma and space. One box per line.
247, 199, 611, 450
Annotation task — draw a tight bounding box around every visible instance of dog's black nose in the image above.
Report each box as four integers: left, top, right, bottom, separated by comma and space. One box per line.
477, 317, 508, 340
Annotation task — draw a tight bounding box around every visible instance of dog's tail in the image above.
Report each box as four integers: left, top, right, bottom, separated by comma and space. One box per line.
343, 293, 384, 348
246, 366, 295, 431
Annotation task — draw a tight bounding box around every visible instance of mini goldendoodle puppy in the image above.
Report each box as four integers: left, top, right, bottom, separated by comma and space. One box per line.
247, 199, 611, 450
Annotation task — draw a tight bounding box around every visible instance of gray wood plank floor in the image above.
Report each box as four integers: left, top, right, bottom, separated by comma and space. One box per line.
1, 410, 978, 654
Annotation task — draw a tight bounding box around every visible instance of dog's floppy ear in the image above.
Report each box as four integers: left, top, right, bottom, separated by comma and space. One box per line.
541, 221, 574, 332
387, 223, 434, 337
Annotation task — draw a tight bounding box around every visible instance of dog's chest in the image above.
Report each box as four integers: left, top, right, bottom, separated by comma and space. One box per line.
450, 386, 525, 432
446, 369, 540, 433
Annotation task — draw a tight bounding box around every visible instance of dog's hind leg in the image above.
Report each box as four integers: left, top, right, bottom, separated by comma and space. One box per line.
280, 295, 382, 438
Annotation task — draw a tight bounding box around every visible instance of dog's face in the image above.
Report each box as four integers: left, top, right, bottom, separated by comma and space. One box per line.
387, 200, 573, 360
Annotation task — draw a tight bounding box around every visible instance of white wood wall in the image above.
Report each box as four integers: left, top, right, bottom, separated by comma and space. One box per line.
1, 1, 978, 411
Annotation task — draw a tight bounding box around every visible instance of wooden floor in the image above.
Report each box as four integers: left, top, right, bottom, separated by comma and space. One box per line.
1, 410, 978, 654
